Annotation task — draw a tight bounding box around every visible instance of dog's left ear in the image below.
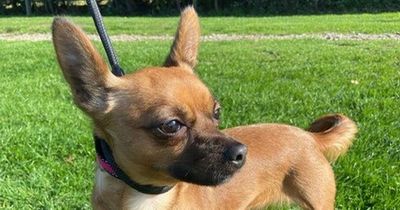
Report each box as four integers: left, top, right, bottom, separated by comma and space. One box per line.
164, 6, 200, 72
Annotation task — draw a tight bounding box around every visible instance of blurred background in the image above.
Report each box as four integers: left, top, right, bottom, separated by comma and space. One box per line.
2, 0, 400, 16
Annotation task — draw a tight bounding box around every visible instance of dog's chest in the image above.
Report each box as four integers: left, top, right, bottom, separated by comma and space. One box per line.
124, 191, 174, 210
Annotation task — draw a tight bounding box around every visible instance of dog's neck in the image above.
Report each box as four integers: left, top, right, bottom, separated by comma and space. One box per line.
94, 135, 174, 195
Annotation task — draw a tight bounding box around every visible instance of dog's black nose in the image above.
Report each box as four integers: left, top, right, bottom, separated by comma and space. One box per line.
224, 142, 247, 167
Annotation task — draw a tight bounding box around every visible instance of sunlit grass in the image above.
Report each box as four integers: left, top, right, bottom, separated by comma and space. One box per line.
1, 12, 400, 35
0, 15, 399, 209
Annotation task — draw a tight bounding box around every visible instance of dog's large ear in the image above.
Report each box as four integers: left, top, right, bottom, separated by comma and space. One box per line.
164, 6, 200, 71
52, 17, 116, 116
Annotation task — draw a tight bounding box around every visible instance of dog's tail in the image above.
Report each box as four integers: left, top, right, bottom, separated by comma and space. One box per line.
307, 114, 357, 162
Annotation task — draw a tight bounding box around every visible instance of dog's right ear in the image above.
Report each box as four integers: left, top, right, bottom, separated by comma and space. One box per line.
52, 17, 116, 116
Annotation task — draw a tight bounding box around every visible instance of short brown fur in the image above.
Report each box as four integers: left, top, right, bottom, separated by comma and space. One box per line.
52, 6, 357, 210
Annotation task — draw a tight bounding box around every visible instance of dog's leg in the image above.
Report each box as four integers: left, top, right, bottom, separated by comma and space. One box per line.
283, 152, 336, 210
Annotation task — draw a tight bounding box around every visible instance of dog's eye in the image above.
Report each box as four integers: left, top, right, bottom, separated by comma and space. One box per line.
213, 103, 221, 120
158, 120, 182, 134
213, 108, 220, 120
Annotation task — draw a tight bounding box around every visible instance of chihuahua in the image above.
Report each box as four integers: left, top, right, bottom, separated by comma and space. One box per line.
52, 6, 357, 210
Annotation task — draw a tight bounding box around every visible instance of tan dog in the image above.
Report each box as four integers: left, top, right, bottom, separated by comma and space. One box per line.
52, 6, 357, 210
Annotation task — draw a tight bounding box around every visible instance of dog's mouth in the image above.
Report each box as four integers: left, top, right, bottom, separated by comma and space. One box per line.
167, 136, 247, 186
167, 160, 243, 186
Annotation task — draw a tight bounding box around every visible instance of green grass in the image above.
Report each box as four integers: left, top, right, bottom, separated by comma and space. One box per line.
1, 14, 400, 209
1, 39, 399, 209
1, 12, 400, 35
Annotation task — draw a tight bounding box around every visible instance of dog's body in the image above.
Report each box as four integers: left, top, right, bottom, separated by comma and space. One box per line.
93, 120, 355, 210
52, 7, 357, 210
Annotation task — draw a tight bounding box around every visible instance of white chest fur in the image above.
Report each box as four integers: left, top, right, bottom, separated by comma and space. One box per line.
123, 190, 174, 210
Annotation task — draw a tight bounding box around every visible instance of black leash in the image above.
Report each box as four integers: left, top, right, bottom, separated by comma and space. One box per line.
86, 0, 124, 77
86, 0, 173, 194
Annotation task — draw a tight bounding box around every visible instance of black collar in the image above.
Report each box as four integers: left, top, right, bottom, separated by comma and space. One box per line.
94, 135, 173, 194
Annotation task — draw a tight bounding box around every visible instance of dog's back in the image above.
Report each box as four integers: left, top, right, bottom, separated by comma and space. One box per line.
222, 114, 356, 209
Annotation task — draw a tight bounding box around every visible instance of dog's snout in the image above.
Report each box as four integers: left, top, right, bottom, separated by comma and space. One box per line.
224, 142, 247, 167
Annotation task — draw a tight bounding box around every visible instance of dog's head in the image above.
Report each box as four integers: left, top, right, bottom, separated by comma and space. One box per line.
52, 7, 247, 187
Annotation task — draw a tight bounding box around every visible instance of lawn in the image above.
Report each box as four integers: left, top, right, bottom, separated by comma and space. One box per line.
1, 12, 400, 35
1, 14, 400, 209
